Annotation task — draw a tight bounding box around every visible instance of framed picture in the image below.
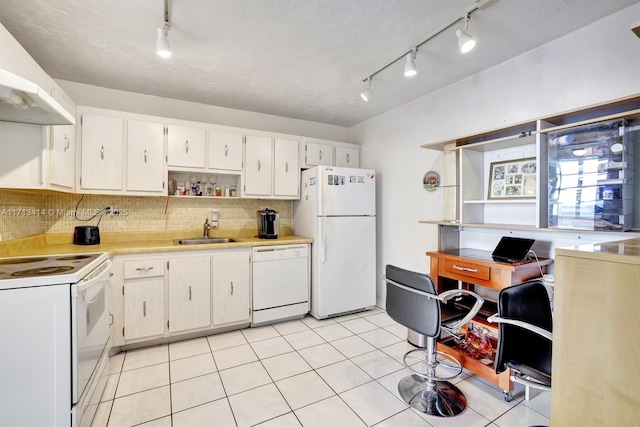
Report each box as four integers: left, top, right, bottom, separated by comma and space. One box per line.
488, 157, 537, 200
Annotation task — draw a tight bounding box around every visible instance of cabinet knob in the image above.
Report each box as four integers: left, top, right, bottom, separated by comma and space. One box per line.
100, 145, 104, 160
64, 135, 70, 152
224, 144, 228, 157
143, 301, 147, 317
185, 140, 189, 153
319, 150, 323, 160
144, 149, 148, 163
257, 160, 261, 171
285, 162, 289, 173
346, 153, 350, 163
189, 286, 192, 300
230, 281, 234, 295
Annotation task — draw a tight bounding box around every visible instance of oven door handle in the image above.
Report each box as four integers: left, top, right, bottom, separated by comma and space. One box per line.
74, 259, 112, 300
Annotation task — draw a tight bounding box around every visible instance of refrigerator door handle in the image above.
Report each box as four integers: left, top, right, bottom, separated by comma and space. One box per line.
319, 217, 327, 263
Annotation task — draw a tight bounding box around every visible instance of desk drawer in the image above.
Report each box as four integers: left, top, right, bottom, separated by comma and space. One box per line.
444, 259, 490, 281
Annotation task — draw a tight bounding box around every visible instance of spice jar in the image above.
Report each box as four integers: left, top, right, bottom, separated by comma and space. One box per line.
215, 186, 222, 197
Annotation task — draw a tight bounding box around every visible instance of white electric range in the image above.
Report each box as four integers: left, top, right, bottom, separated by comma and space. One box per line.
0, 252, 112, 427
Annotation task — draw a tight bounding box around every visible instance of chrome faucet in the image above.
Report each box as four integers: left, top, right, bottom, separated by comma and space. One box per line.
203, 218, 212, 238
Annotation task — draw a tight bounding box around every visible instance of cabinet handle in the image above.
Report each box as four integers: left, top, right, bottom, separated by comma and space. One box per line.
135, 267, 154, 271
189, 286, 192, 301
319, 150, 323, 160
285, 162, 289, 173
100, 145, 104, 160
257, 160, 261, 171
143, 301, 146, 317
452, 264, 478, 273
64, 135, 70, 152
346, 153, 350, 164
144, 149, 148, 163
224, 144, 228, 157
185, 140, 189, 153
230, 281, 234, 295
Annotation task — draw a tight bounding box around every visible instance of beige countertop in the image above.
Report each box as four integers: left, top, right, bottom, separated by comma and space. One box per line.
0, 228, 313, 258
555, 237, 640, 265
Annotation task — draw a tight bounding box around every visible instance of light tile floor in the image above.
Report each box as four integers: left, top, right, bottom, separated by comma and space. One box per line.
92, 308, 551, 427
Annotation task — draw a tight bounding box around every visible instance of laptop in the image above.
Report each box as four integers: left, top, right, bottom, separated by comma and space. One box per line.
491, 236, 535, 264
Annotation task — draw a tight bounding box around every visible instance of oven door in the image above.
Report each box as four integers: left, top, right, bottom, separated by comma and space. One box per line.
71, 259, 112, 404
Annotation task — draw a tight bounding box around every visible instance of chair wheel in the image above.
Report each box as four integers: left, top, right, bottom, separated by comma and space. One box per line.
503, 391, 513, 402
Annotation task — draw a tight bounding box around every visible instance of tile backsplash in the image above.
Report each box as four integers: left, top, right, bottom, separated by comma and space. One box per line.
0, 189, 291, 241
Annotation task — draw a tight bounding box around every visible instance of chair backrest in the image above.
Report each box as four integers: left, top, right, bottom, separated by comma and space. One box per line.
494, 279, 553, 377
385, 264, 440, 338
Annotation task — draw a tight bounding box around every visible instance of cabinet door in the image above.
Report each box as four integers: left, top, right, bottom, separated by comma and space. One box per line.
208, 130, 243, 171
212, 252, 251, 325
124, 278, 165, 341
167, 125, 206, 168
274, 138, 299, 197
50, 124, 75, 190
127, 120, 165, 193
335, 146, 360, 168
306, 142, 334, 166
80, 113, 123, 191
168, 256, 211, 333
243, 135, 273, 196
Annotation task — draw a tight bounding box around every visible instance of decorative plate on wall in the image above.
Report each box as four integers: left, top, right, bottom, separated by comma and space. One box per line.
423, 171, 440, 192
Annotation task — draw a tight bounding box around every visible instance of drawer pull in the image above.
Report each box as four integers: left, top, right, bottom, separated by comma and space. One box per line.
453, 264, 478, 273
189, 286, 192, 300
230, 281, 234, 295
135, 267, 154, 271
143, 301, 146, 317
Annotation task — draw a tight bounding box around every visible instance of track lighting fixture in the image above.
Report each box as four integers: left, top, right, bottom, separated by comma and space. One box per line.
456, 15, 476, 54
360, 77, 375, 102
358, 0, 494, 101
156, 0, 172, 58
403, 48, 418, 78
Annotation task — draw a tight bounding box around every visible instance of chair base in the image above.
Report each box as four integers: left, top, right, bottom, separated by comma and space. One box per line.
398, 374, 467, 417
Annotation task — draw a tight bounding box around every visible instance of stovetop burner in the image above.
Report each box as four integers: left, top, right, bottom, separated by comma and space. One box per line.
11, 266, 76, 277
0, 253, 107, 289
0, 257, 49, 265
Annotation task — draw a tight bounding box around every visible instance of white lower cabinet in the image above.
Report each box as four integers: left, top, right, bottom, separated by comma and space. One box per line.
168, 255, 211, 333
111, 249, 251, 346
124, 278, 165, 341
212, 251, 251, 325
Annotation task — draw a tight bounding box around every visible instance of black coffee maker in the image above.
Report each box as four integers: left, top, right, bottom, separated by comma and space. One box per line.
257, 209, 279, 239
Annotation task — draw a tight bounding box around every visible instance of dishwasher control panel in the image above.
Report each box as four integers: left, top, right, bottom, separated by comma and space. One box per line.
253, 245, 309, 262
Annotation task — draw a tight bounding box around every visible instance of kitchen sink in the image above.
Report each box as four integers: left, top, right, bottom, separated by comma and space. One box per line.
174, 237, 239, 245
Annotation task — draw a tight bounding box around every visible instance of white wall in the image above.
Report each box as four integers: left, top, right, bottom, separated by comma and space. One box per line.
56, 80, 349, 142
350, 3, 640, 307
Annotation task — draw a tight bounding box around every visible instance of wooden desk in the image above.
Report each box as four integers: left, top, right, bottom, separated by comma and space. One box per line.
426, 249, 553, 397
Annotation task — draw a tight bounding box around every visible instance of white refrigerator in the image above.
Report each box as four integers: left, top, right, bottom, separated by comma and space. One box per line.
293, 166, 376, 319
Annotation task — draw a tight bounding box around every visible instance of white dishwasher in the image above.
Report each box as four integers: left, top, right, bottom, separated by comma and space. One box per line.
252, 244, 309, 326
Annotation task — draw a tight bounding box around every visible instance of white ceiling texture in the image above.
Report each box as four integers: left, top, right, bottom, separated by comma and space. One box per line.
0, 0, 638, 127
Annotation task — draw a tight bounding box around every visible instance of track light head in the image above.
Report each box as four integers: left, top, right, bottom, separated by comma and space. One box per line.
360, 78, 375, 102
403, 49, 418, 78
156, 26, 172, 58
457, 15, 476, 53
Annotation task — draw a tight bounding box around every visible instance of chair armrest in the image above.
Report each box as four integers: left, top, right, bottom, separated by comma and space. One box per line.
438, 289, 485, 332
383, 275, 484, 333
487, 314, 553, 341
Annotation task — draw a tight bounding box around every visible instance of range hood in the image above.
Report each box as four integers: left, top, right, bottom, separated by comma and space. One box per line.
0, 69, 75, 126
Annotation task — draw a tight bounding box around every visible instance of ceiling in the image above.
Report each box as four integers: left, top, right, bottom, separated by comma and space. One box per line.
0, 0, 638, 127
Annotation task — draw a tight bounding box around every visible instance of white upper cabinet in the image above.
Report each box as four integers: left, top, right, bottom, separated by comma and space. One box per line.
49, 124, 75, 191
167, 125, 206, 169
335, 146, 360, 168
305, 141, 334, 167
274, 138, 299, 197
243, 134, 273, 197
79, 113, 123, 191
126, 120, 165, 193
208, 130, 243, 171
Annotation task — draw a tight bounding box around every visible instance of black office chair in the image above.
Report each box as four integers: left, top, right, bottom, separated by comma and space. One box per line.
384, 264, 484, 417
488, 279, 553, 402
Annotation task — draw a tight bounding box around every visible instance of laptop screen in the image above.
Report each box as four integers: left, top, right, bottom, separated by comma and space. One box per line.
491, 236, 535, 263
